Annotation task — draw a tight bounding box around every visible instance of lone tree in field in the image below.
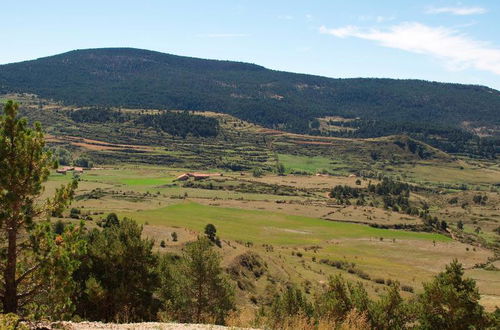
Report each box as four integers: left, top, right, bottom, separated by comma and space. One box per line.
0, 101, 79, 314
204, 223, 217, 242
204, 223, 221, 247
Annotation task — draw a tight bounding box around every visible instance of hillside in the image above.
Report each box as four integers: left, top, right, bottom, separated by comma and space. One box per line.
0, 48, 499, 156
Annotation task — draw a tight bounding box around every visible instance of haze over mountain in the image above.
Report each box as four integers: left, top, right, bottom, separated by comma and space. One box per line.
0, 48, 499, 156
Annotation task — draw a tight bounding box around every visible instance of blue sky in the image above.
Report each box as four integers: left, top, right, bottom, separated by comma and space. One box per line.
1, 1, 500, 89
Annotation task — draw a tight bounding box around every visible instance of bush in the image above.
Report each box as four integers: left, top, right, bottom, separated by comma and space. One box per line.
0, 314, 28, 330
252, 167, 263, 177
70, 207, 81, 219
102, 213, 119, 227
276, 163, 286, 176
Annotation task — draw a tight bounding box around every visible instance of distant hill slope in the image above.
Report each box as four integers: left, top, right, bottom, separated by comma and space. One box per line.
0, 48, 499, 156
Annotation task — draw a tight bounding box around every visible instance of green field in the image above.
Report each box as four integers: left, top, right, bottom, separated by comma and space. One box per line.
277, 153, 335, 173
122, 202, 451, 245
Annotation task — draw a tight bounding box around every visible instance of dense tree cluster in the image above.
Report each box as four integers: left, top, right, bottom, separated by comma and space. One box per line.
1, 48, 498, 156
67, 106, 219, 138
330, 177, 411, 209
137, 111, 219, 138
329, 185, 362, 199
69, 107, 129, 123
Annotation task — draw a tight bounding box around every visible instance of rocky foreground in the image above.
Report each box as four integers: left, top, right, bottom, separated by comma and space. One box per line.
23, 322, 255, 330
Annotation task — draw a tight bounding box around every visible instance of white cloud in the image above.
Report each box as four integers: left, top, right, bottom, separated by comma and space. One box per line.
426, 6, 486, 15
320, 22, 500, 75
197, 33, 250, 38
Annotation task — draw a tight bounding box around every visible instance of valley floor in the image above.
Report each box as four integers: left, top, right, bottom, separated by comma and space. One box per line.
44, 164, 500, 312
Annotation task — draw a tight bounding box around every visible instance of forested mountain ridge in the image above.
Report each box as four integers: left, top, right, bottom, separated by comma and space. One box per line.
0, 48, 499, 155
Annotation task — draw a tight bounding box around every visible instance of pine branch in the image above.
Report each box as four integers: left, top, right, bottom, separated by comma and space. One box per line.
16, 264, 39, 285
17, 282, 43, 300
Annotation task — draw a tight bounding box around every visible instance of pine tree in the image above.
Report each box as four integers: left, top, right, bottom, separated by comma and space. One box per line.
74, 218, 159, 322
159, 237, 234, 324
417, 259, 490, 329
0, 101, 79, 314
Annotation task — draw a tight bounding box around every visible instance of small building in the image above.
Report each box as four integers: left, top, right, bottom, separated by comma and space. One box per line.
174, 172, 222, 181
56, 166, 84, 174
74, 167, 84, 173
191, 173, 212, 180
175, 173, 190, 181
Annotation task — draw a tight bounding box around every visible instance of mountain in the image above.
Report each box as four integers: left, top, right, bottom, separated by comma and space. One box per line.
0, 48, 499, 156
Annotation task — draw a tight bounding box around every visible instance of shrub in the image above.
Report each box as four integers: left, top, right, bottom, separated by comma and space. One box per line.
276, 163, 286, 176
0, 314, 28, 330
70, 207, 81, 219
252, 167, 263, 177
102, 213, 119, 228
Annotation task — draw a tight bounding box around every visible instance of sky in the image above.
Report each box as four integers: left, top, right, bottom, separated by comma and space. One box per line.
1, 1, 500, 90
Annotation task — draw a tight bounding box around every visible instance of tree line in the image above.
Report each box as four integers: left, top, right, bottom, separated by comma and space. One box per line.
68, 107, 219, 138
136, 111, 219, 138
